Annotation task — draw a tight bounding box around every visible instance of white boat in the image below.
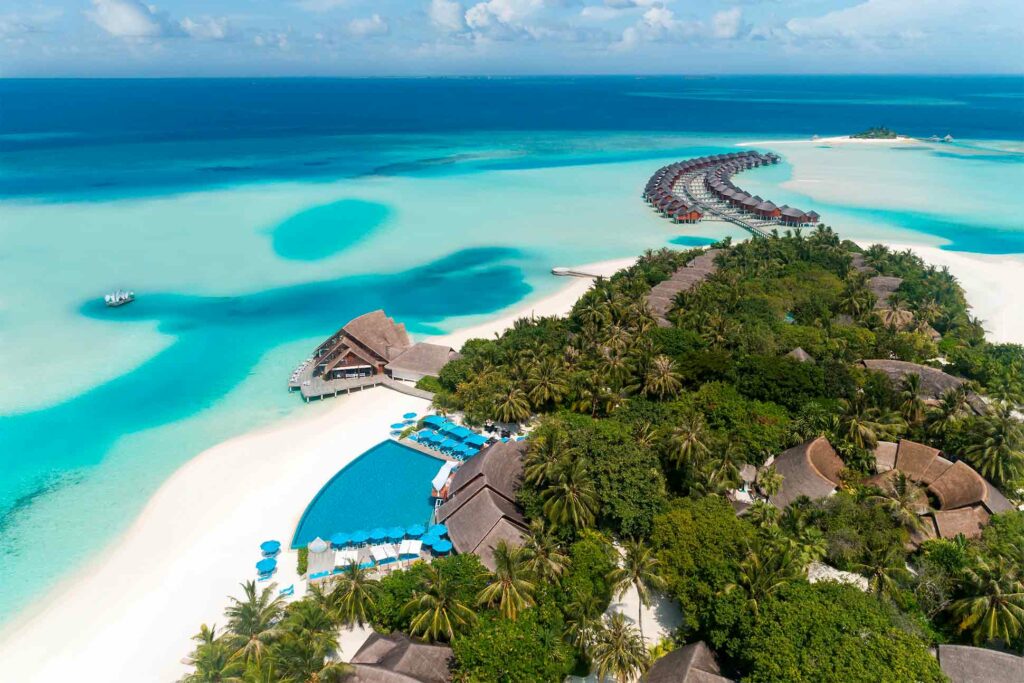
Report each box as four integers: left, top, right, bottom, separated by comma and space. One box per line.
104, 290, 135, 307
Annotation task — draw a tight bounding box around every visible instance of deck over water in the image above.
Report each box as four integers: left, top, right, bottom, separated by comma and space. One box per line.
288, 360, 434, 401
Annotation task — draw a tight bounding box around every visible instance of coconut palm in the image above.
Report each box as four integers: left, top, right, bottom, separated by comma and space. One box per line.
402, 565, 476, 642
523, 423, 568, 486
527, 358, 569, 408
589, 612, 649, 683
476, 540, 537, 620
564, 594, 604, 652
521, 521, 570, 582
852, 541, 911, 601
869, 471, 928, 532
926, 386, 968, 438
899, 374, 927, 426
332, 561, 381, 627
270, 601, 350, 683
667, 414, 711, 470
755, 465, 783, 499
839, 395, 904, 450
224, 581, 286, 664
493, 384, 531, 424
643, 354, 682, 400
723, 541, 799, 616
607, 538, 666, 643
542, 459, 598, 531
184, 637, 245, 683
964, 405, 1024, 487
948, 556, 1024, 646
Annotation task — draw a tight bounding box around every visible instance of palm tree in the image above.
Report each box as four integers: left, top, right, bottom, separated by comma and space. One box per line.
476, 540, 537, 620
869, 471, 928, 533
964, 405, 1024, 486
271, 601, 350, 683
542, 459, 598, 531
589, 612, 649, 683
948, 556, 1024, 646
899, 374, 927, 426
607, 538, 666, 643
521, 521, 570, 582
493, 384, 531, 424
667, 414, 710, 470
184, 625, 245, 683
402, 564, 476, 642
755, 465, 783, 499
224, 581, 286, 664
852, 541, 911, 601
840, 395, 904, 450
926, 386, 968, 438
723, 541, 799, 616
523, 423, 568, 486
564, 594, 604, 652
527, 358, 569, 408
332, 561, 381, 627
643, 354, 682, 400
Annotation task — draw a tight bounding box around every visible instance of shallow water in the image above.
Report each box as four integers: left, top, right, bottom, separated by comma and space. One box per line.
0, 77, 1021, 624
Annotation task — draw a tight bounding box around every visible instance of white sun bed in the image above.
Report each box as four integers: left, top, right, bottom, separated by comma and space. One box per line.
370, 544, 392, 563
398, 539, 422, 557
337, 549, 359, 565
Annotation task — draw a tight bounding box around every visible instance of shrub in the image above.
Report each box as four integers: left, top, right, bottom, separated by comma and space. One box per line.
297, 547, 308, 575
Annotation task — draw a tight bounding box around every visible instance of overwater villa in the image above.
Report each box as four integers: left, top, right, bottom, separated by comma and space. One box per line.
288, 310, 458, 400
762, 436, 1013, 542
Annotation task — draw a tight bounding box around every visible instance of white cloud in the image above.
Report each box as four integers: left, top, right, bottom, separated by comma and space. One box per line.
429, 0, 466, 32
465, 0, 543, 30
180, 16, 229, 40
711, 7, 743, 39
253, 32, 290, 50
348, 13, 389, 37
616, 5, 700, 50
86, 0, 167, 38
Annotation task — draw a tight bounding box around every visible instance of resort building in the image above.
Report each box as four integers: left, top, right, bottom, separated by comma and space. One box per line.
936, 644, 1024, 683
289, 309, 457, 400
764, 436, 1013, 541
646, 249, 722, 327
644, 641, 734, 683
348, 632, 452, 683
858, 359, 987, 415
434, 439, 528, 571
867, 275, 904, 309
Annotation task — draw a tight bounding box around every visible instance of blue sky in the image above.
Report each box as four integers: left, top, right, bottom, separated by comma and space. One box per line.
2, 0, 1023, 76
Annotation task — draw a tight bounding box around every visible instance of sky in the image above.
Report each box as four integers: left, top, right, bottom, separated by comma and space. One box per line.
1, 0, 1023, 77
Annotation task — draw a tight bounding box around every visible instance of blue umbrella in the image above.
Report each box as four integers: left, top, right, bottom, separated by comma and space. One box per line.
387, 526, 406, 541
260, 540, 281, 554
403, 412, 417, 419
256, 558, 277, 573
369, 527, 388, 542
350, 529, 369, 544
406, 523, 426, 537
420, 535, 441, 547
330, 532, 350, 547
428, 524, 448, 537
390, 423, 406, 430
432, 540, 453, 554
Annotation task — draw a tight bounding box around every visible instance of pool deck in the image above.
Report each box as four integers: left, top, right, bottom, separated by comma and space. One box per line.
397, 437, 456, 462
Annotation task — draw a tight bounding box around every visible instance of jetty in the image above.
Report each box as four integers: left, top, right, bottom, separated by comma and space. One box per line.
288, 310, 456, 402
642, 151, 820, 238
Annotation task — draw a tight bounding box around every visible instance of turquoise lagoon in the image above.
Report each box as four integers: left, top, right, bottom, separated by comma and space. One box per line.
1, 77, 1022, 625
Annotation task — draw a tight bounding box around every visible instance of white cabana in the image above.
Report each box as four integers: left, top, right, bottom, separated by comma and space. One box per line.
337, 548, 359, 566
431, 461, 459, 492
370, 544, 396, 564
398, 539, 422, 558
307, 536, 336, 576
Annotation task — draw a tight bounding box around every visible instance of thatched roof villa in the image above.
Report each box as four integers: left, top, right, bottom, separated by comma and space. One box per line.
765, 435, 1012, 541
435, 439, 528, 571
936, 644, 1024, 683
386, 343, 460, 383
858, 359, 987, 415
644, 641, 734, 682
786, 347, 815, 363
347, 632, 452, 683
867, 275, 904, 309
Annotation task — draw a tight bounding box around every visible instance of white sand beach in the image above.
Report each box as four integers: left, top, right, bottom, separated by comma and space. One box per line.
0, 259, 622, 683
737, 135, 920, 147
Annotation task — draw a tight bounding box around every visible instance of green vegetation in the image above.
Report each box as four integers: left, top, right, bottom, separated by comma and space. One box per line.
185, 229, 1023, 682
851, 126, 899, 139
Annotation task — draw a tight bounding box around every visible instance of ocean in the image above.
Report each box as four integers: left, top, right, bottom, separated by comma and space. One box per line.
1, 76, 1022, 622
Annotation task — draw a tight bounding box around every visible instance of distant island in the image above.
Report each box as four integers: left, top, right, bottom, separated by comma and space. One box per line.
850, 126, 900, 139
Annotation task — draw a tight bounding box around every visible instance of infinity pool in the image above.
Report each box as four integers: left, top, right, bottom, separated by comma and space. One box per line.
292, 440, 441, 548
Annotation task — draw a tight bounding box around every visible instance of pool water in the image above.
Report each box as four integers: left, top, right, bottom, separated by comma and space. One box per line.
292, 440, 442, 548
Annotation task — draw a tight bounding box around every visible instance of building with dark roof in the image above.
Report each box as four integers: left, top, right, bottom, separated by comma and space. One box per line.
435, 439, 528, 570
347, 633, 452, 683
859, 360, 987, 415
644, 641, 734, 683
768, 437, 845, 508
312, 310, 412, 380
936, 644, 1024, 683
385, 343, 459, 383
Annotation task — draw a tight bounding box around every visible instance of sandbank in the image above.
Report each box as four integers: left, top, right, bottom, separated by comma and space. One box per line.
738, 135, 919, 146
0, 258, 631, 682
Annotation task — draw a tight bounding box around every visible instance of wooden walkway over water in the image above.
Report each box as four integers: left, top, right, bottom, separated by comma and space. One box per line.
288, 361, 435, 402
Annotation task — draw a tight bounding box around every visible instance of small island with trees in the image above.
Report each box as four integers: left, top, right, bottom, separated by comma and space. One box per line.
182, 228, 1024, 683
850, 126, 900, 139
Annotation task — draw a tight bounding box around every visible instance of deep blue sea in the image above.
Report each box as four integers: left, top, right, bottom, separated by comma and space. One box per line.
0, 76, 1022, 623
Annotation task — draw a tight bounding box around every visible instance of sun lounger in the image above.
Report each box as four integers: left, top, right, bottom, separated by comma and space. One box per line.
338, 548, 359, 565
279, 585, 294, 596
308, 570, 330, 581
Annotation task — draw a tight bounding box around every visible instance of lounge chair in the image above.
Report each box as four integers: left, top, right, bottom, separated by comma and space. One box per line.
279, 585, 295, 597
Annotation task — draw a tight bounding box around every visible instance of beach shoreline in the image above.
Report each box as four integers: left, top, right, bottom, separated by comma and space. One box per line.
737, 135, 921, 147
0, 258, 625, 683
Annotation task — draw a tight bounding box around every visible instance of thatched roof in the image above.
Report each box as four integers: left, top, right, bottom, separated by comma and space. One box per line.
386, 343, 458, 378
849, 252, 872, 274
786, 347, 815, 363
769, 437, 845, 509
867, 275, 903, 308
929, 461, 987, 509
348, 633, 452, 683
877, 308, 915, 329
343, 310, 412, 362
874, 441, 898, 473
894, 439, 941, 481
446, 439, 524, 503
859, 360, 972, 403
937, 644, 1024, 683
983, 480, 1014, 514
932, 506, 989, 540
643, 641, 734, 683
